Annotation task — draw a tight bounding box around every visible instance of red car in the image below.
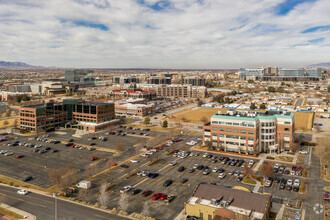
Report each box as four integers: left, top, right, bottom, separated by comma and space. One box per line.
155, 146, 163, 150
91, 157, 98, 161
298, 166, 303, 172
108, 163, 117, 166
292, 166, 297, 171
142, 190, 152, 197
173, 150, 179, 154
71, 144, 76, 148
0, 139, 4, 142
151, 192, 162, 200
16, 155, 24, 159
1, 133, 8, 135
160, 194, 168, 200
166, 137, 171, 140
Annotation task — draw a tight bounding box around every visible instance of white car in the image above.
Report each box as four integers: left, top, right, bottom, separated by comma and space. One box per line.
131, 159, 139, 163
140, 154, 148, 157
202, 153, 209, 158
294, 179, 300, 187
146, 151, 153, 155
212, 168, 218, 173
290, 171, 295, 176
17, 189, 28, 195
170, 161, 177, 166
218, 173, 226, 179
193, 164, 199, 169
4, 152, 13, 156
120, 186, 131, 193
299, 150, 308, 155
287, 179, 293, 185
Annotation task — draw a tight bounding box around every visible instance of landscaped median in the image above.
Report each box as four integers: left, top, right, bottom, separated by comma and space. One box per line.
242, 176, 257, 185
299, 182, 307, 194
147, 159, 160, 166
274, 156, 294, 163
0, 206, 24, 220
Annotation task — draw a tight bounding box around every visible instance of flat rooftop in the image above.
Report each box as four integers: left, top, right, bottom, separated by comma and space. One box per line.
212, 110, 294, 120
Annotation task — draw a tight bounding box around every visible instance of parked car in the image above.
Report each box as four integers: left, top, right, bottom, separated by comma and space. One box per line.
142, 190, 152, 197
178, 166, 185, 172
91, 157, 98, 161
170, 161, 177, 166
181, 178, 188, 183
163, 179, 173, 187
120, 186, 131, 193
15, 155, 24, 159
299, 150, 308, 155
164, 195, 175, 203
218, 173, 226, 179
120, 164, 129, 168
132, 189, 141, 195
160, 194, 168, 200
151, 192, 162, 200
23, 176, 33, 182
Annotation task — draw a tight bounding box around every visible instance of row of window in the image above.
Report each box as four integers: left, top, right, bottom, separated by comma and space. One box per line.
212, 121, 255, 127
212, 127, 254, 134
261, 122, 275, 127
212, 134, 254, 141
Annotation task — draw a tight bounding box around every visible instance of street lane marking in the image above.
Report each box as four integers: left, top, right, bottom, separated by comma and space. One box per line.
94, 214, 111, 219
0, 189, 53, 204
0, 192, 46, 208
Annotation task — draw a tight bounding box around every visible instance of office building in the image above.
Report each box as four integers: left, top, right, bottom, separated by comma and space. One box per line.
156, 85, 207, 99
114, 102, 154, 118
147, 76, 171, 84
264, 66, 278, 76
306, 68, 322, 77
64, 69, 95, 86
239, 68, 265, 80
42, 79, 75, 95
185, 183, 272, 220
182, 76, 206, 86
203, 110, 294, 154
19, 99, 115, 133
113, 76, 139, 84
278, 68, 305, 77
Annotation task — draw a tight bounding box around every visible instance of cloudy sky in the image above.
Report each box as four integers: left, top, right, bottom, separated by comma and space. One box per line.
0, 0, 330, 68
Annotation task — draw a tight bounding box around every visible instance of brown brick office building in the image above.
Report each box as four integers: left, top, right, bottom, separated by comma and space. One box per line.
19, 99, 115, 133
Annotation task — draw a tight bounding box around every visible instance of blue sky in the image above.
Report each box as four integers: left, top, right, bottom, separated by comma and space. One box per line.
0, 0, 329, 68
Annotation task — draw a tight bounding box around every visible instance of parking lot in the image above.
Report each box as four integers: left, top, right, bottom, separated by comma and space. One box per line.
0, 126, 171, 189
101, 144, 309, 220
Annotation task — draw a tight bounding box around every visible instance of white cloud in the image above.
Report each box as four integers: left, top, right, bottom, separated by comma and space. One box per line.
0, 0, 329, 68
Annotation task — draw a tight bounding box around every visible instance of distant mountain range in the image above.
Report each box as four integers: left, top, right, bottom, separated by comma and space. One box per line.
307, 62, 330, 68
0, 60, 35, 68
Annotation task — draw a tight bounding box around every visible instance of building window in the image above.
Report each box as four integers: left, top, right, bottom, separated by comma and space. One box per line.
226, 128, 232, 132
248, 137, 253, 141
220, 134, 224, 137
233, 123, 239, 126
240, 137, 246, 140
219, 121, 225, 125
233, 129, 239, 133
284, 134, 290, 137
241, 130, 246, 133
212, 121, 218, 124
212, 127, 217, 131
248, 131, 254, 134
212, 133, 217, 136
248, 124, 254, 127
284, 128, 290, 131
226, 122, 232, 125
284, 121, 291, 125
219, 128, 224, 131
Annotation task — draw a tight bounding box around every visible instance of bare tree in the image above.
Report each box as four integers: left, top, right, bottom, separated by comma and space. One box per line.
205, 141, 212, 150
3, 120, 9, 127
97, 182, 109, 207
118, 192, 129, 212
4, 110, 11, 117
77, 189, 94, 202
260, 162, 274, 177
243, 164, 257, 180
48, 164, 77, 191
289, 142, 299, 153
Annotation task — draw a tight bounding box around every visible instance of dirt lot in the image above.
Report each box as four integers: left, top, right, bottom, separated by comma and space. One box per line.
168, 107, 314, 131
294, 112, 314, 131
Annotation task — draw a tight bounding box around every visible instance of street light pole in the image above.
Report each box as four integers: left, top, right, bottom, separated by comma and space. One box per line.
53, 193, 57, 220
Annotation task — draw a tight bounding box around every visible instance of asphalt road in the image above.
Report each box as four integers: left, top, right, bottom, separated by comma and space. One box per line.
0, 185, 128, 220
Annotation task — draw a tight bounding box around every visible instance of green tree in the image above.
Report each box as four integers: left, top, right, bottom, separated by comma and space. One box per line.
143, 117, 150, 125
260, 104, 267, 109
250, 103, 256, 110
21, 95, 30, 101
231, 90, 237, 96
16, 96, 22, 103
267, 87, 276, 92
248, 79, 254, 83
162, 120, 168, 128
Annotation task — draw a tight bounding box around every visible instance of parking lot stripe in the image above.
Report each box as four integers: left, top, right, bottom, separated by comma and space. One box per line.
133, 178, 149, 188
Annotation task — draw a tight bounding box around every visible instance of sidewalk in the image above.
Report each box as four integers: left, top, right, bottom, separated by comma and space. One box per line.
0, 203, 36, 220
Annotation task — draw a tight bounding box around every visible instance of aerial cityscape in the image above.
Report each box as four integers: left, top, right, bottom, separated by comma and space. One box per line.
0, 0, 329, 220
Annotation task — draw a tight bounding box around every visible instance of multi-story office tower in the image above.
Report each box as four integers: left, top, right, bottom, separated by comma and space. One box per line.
64, 69, 95, 85
19, 99, 115, 133
203, 110, 294, 154
278, 68, 305, 77
147, 76, 171, 84
306, 68, 322, 77
264, 66, 279, 76
182, 76, 206, 86
239, 68, 265, 80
